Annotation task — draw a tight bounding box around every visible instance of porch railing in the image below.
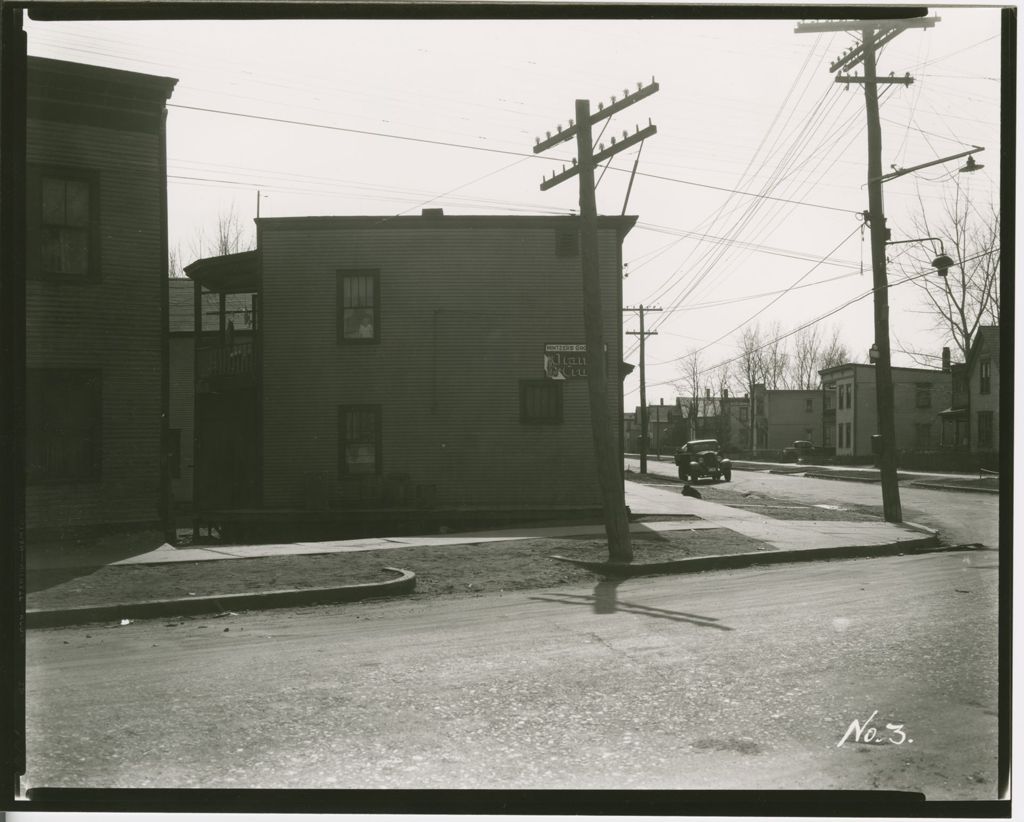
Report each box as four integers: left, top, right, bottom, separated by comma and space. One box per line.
197, 341, 256, 381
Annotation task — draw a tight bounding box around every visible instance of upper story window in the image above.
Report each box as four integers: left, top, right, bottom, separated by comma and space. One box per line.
915, 383, 933, 408
805, 398, 814, 413
29, 167, 99, 279
979, 358, 992, 394
555, 229, 579, 258
337, 270, 379, 343
27, 369, 102, 483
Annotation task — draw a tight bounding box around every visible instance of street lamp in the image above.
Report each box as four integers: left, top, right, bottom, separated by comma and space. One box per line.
886, 236, 955, 278
877, 146, 985, 184
865, 146, 983, 524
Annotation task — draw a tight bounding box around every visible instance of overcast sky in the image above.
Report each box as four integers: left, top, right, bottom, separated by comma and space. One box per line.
24, 6, 1003, 408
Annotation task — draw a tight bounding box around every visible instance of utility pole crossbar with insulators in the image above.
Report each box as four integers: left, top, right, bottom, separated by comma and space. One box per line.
796, 16, 939, 523
533, 80, 659, 563
625, 305, 661, 475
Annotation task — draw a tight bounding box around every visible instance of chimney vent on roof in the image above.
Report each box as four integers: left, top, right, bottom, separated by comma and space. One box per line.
422, 208, 444, 217
942, 346, 951, 373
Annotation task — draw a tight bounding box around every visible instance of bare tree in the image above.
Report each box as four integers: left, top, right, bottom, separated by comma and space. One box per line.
759, 321, 789, 389
789, 324, 822, 390
895, 185, 1000, 364
170, 206, 256, 281
820, 325, 851, 369
790, 323, 851, 387
168, 243, 186, 278
676, 348, 705, 442
214, 205, 255, 256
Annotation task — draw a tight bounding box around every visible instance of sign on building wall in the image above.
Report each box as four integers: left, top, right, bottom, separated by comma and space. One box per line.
544, 344, 588, 379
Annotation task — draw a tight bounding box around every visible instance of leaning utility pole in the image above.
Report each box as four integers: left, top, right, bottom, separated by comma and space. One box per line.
625, 304, 661, 474
534, 80, 658, 562
796, 16, 937, 523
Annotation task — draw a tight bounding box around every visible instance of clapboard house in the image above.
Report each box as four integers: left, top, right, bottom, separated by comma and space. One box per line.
185, 210, 635, 538
25, 57, 176, 540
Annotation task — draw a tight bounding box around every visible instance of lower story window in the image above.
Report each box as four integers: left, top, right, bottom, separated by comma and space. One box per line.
520, 380, 562, 424
339, 405, 381, 475
27, 368, 102, 483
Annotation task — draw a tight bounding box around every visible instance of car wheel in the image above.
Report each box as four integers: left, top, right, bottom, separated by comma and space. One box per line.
678, 467, 687, 481
723, 468, 732, 481
690, 473, 700, 484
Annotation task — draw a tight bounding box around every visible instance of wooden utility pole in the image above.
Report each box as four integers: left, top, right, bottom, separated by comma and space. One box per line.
625, 304, 661, 474
796, 16, 937, 523
534, 81, 659, 562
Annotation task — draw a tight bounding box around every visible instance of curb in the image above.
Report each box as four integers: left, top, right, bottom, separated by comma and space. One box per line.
26, 567, 416, 629
802, 471, 880, 484
909, 481, 1000, 495
548, 534, 981, 578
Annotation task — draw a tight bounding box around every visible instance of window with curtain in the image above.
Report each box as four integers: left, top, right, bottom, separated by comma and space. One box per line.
338, 270, 379, 342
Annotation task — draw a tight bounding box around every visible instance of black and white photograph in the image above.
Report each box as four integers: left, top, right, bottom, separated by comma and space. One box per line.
5, 1, 1010, 814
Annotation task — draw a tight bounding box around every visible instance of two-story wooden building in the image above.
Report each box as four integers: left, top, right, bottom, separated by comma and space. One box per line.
819, 362, 953, 458
185, 211, 635, 537
25, 57, 176, 540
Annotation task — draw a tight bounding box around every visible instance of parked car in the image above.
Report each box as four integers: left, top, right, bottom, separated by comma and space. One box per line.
782, 440, 818, 463
675, 438, 732, 483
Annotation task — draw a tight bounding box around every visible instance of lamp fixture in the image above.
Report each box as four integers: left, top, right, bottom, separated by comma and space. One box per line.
960, 155, 984, 174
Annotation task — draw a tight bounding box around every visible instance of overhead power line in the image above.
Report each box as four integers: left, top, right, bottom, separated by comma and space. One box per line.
166, 102, 859, 215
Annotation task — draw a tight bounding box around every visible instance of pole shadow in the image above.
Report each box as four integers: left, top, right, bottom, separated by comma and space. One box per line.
530, 577, 734, 630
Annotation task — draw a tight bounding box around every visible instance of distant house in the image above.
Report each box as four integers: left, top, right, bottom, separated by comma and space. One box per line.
937, 346, 970, 450
622, 411, 638, 453
966, 325, 1000, 453
749, 385, 823, 451
185, 211, 636, 529
25, 57, 176, 540
818, 363, 953, 457
674, 390, 748, 451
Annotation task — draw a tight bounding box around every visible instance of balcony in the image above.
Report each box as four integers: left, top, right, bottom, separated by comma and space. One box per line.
197, 340, 257, 390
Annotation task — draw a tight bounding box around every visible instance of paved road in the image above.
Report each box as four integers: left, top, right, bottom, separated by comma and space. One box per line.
627, 457, 1000, 549
25, 549, 998, 798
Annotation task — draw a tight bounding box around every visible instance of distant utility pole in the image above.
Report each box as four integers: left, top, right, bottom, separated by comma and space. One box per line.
625, 304, 661, 474
796, 16, 937, 524
534, 80, 659, 563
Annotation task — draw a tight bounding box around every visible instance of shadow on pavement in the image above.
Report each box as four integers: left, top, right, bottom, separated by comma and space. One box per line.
530, 581, 734, 630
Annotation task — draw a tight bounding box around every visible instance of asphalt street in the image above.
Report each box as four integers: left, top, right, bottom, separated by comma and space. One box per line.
627, 458, 1001, 549
25, 547, 998, 798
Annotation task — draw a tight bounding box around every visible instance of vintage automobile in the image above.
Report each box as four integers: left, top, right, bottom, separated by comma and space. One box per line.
782, 440, 818, 463
674, 438, 732, 483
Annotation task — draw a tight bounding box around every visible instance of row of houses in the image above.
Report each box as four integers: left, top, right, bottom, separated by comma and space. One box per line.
625, 335, 1001, 461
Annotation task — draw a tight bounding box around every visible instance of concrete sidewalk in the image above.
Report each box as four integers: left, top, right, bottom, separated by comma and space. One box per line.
35, 479, 933, 570
25, 479, 944, 628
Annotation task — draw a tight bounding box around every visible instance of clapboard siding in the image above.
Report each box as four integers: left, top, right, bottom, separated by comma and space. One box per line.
25, 64, 173, 535
169, 335, 195, 504
260, 220, 628, 509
